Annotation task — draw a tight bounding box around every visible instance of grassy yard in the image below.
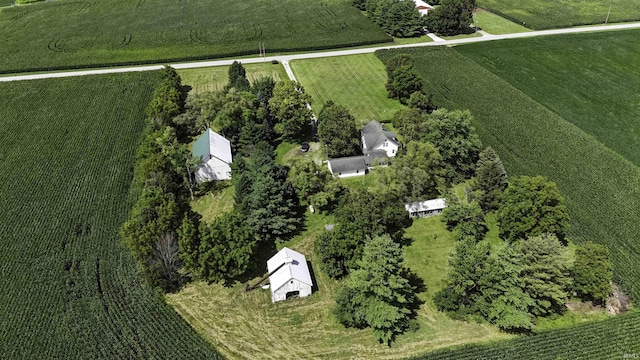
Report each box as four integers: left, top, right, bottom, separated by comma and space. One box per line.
291, 54, 406, 123
0, 0, 390, 73
178, 62, 288, 95
166, 213, 511, 360
477, 0, 640, 29
473, 9, 532, 34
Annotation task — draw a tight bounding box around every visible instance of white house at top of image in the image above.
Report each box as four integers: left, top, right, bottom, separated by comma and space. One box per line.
192, 128, 232, 182
361, 120, 399, 158
405, 198, 447, 218
412, 0, 434, 16
267, 247, 313, 303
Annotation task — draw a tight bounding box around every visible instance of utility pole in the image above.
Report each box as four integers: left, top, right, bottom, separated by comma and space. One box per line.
605, 0, 612, 24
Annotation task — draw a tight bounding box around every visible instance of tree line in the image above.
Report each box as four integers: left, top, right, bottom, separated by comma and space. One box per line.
121, 62, 315, 292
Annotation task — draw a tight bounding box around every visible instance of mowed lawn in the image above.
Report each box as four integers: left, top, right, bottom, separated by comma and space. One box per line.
473, 9, 532, 34
0, 74, 219, 358
178, 62, 289, 94
0, 0, 389, 73
291, 54, 406, 123
166, 214, 510, 360
458, 30, 640, 169
477, 0, 640, 29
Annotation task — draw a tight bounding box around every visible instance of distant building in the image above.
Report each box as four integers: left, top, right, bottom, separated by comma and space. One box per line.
412, 0, 434, 16
405, 198, 447, 218
361, 120, 399, 158
327, 150, 388, 178
267, 247, 313, 303
192, 128, 232, 182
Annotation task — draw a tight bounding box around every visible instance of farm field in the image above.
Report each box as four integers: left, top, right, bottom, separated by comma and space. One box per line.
376, 31, 640, 357
0, 0, 12, 7
291, 54, 406, 124
166, 215, 511, 360
457, 30, 640, 168
0, 0, 390, 74
0, 73, 220, 358
178, 62, 288, 95
476, 0, 640, 29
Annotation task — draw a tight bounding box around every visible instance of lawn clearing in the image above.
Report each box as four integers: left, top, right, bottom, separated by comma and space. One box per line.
178, 62, 288, 95
166, 212, 510, 360
377, 38, 640, 358
0, 73, 219, 358
291, 54, 406, 123
476, 0, 640, 29
473, 9, 532, 34
0, 0, 390, 73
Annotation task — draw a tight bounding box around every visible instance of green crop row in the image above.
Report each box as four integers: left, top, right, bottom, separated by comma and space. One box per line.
477, 0, 640, 29
0, 0, 390, 74
377, 38, 640, 358
0, 73, 221, 358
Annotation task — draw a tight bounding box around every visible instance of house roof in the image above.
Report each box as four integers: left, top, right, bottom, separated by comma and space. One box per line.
412, 0, 434, 9
361, 120, 398, 152
405, 198, 447, 213
192, 129, 232, 164
267, 247, 312, 292
327, 150, 388, 174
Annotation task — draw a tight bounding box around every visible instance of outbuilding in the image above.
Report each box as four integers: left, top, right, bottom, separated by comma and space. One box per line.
327, 150, 388, 178
412, 0, 434, 16
267, 247, 313, 303
192, 128, 232, 182
405, 198, 447, 218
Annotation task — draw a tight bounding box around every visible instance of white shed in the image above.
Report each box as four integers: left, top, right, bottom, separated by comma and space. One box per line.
405, 198, 447, 218
267, 247, 313, 303
192, 128, 232, 182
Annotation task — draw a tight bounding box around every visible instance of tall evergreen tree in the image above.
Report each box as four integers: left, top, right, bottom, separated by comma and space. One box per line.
335, 235, 417, 344
246, 142, 301, 243
225, 61, 251, 92
572, 242, 613, 304
473, 147, 508, 211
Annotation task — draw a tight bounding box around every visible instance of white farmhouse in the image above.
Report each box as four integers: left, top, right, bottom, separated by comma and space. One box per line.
412, 0, 434, 16
267, 247, 313, 303
192, 128, 232, 182
361, 120, 399, 158
405, 198, 447, 218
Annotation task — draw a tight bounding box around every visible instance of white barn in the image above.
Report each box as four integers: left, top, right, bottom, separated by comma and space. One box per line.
412, 0, 434, 16
192, 129, 232, 182
361, 120, 399, 158
267, 247, 313, 303
405, 198, 447, 218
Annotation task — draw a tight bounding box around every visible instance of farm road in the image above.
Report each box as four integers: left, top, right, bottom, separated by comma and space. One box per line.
1, 21, 640, 82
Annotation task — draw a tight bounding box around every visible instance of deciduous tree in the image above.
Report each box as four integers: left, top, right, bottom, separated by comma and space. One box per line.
498, 176, 569, 243
317, 101, 361, 158
269, 80, 313, 140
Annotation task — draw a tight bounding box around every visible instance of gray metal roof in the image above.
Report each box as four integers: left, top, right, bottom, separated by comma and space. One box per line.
327, 151, 389, 174
361, 121, 398, 153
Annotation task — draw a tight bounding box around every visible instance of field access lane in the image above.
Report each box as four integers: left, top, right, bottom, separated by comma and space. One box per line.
1, 21, 640, 82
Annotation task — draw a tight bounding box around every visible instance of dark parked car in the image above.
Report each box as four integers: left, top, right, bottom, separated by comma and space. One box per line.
301, 142, 310, 152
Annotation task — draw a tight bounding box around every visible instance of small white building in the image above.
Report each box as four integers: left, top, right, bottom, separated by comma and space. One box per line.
192, 128, 232, 182
361, 120, 399, 158
405, 198, 447, 218
267, 247, 313, 303
412, 0, 434, 16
